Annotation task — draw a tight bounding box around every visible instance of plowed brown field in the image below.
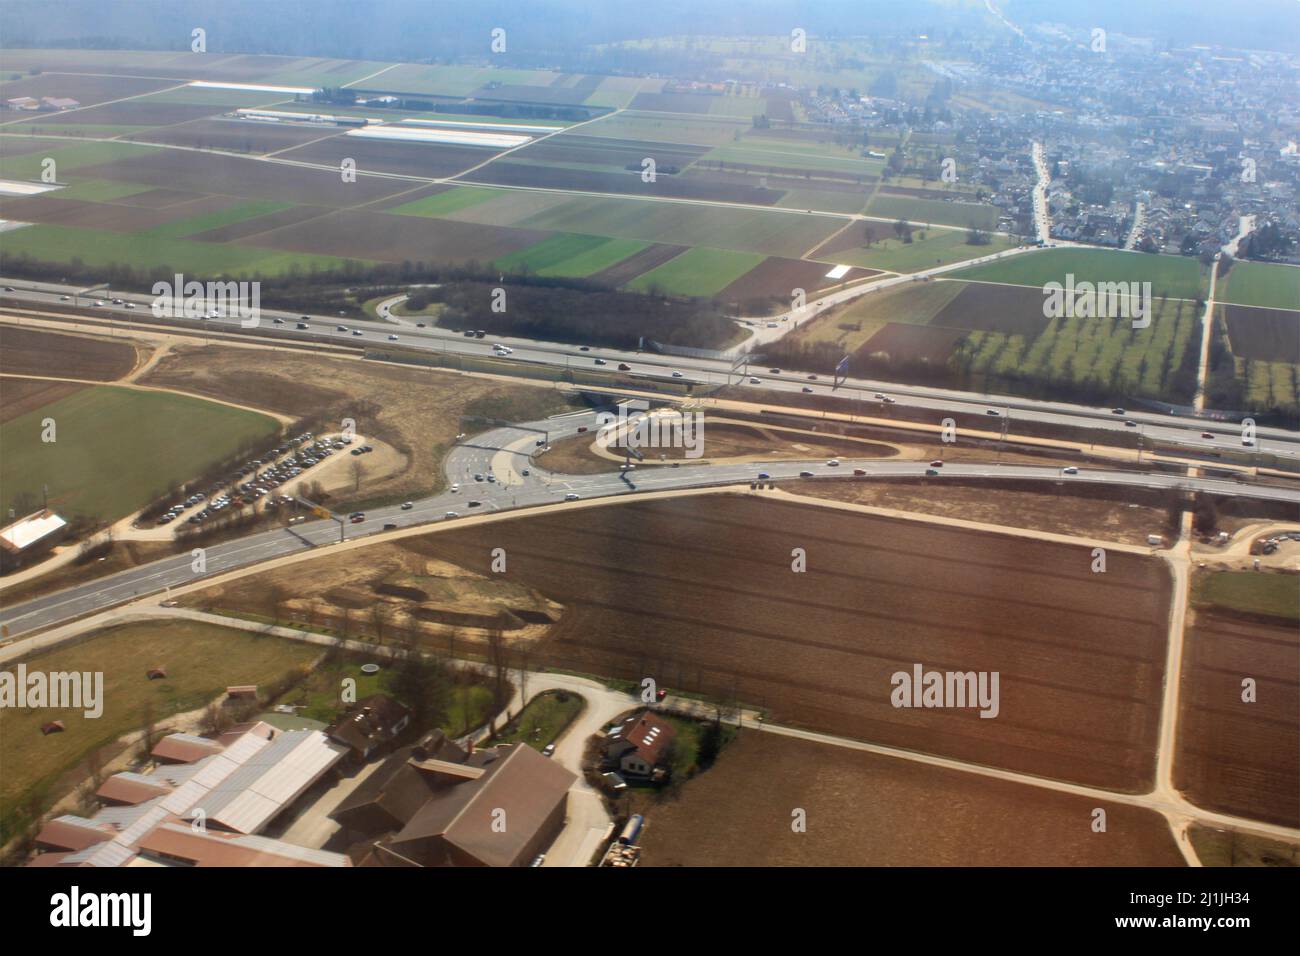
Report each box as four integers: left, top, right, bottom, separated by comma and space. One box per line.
424, 494, 1172, 790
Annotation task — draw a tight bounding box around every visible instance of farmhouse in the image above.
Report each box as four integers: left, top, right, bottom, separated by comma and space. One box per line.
5, 96, 39, 110
337, 734, 576, 867
604, 711, 677, 781
40, 97, 80, 111
327, 693, 411, 760
0, 509, 67, 571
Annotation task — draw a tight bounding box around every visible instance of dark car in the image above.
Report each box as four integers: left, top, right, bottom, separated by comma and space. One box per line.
296, 322, 309, 329
383, 522, 397, 530
463, 329, 476, 337
468, 500, 482, 507
617, 363, 631, 371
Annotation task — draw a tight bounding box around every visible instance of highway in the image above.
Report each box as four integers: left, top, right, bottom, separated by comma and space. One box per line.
3, 278, 1298, 463
3, 403, 1299, 642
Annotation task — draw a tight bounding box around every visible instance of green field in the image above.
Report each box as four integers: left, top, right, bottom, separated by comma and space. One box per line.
625, 246, 764, 296
494, 233, 647, 277
1194, 570, 1300, 623
866, 194, 999, 231
0, 385, 280, 523
0, 139, 158, 180
817, 228, 1016, 273
519, 194, 844, 258
389, 185, 506, 218
0, 620, 320, 834
0, 223, 367, 276
137, 199, 291, 240
953, 247, 1208, 300
1218, 261, 1300, 311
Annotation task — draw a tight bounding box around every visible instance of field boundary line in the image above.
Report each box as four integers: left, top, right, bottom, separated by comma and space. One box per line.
0, 81, 192, 128
0, 372, 295, 424
767, 487, 1152, 553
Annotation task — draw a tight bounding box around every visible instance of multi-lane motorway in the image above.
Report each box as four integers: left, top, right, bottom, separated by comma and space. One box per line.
3, 278, 1298, 462
2, 404, 1298, 642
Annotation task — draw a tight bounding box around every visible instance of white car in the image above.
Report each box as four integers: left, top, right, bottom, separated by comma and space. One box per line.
826, 459, 840, 467
671, 371, 683, 378
1062, 466, 1079, 475
388, 334, 399, 341
94, 300, 105, 307
125, 302, 136, 310
450, 483, 460, 493
445, 510, 459, 518
564, 493, 581, 501
400, 501, 413, 510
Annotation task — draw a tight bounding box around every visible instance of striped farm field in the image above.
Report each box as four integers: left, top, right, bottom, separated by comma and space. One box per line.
517, 194, 845, 258
624, 246, 765, 296
494, 233, 648, 277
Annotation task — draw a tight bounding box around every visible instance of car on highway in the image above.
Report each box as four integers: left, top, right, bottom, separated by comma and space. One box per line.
521, 469, 530, 476
925, 468, 940, 477
296, 322, 309, 329
336, 325, 348, 331
986, 409, 1001, 416
799, 470, 814, 477
445, 511, 458, 518
1111, 408, 1125, 415
1, 286, 12, 292
769, 368, 781, 374
749, 377, 761, 384
474, 330, 486, 338
401, 501, 413, 510
564, 493, 581, 501
882, 396, 896, 404
579, 345, 590, 351
487, 475, 496, 483
272, 317, 284, 324
853, 468, 867, 476
1124, 420, 1137, 427
383, 522, 398, 530
463, 329, 476, 337
125, 302, 136, 310
826, 459, 840, 466
1201, 432, 1215, 439
349, 515, 365, 523
617, 363, 631, 371
474, 473, 484, 481
351, 329, 363, 336
807, 374, 818, 381
450, 483, 459, 493
929, 460, 943, 467
94, 300, 105, 307
802, 386, 814, 393
757, 472, 771, 480
1062, 466, 1079, 475
671, 371, 684, 378
60, 294, 70, 301
468, 500, 482, 507
594, 358, 607, 365
388, 334, 399, 341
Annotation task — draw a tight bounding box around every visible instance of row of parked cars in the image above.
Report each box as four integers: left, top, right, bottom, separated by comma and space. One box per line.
155, 431, 338, 528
